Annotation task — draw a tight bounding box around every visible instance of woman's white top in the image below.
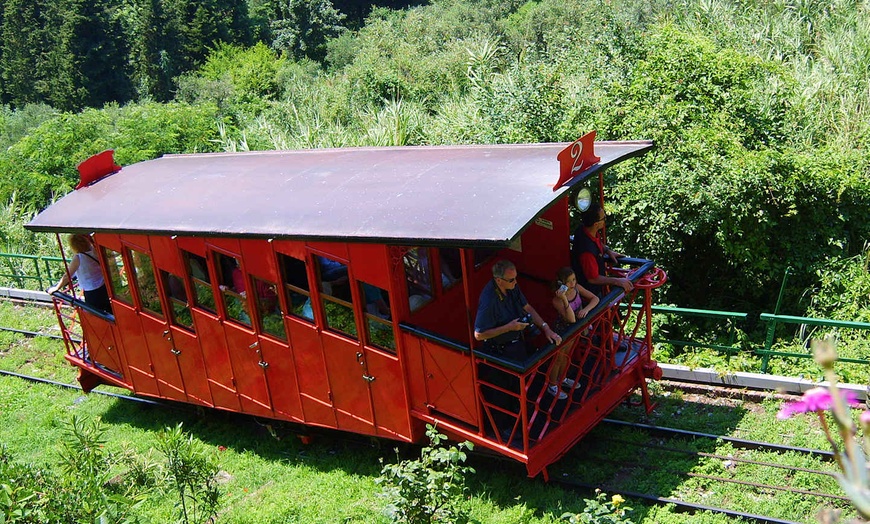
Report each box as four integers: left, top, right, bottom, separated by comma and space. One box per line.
75, 249, 105, 291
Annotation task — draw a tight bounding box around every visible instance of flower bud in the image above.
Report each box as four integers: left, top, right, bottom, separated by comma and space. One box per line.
812, 339, 838, 369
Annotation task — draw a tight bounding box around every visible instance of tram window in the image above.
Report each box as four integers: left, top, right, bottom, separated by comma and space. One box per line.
278, 254, 313, 323
253, 276, 284, 340
315, 256, 356, 339
103, 248, 132, 305
439, 247, 461, 289
183, 250, 216, 313
473, 247, 500, 267
129, 249, 163, 317
161, 271, 194, 331
214, 252, 251, 328
361, 282, 394, 352
403, 247, 433, 311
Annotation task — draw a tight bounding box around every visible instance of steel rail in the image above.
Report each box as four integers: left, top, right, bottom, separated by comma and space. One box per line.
0, 325, 76, 342
602, 418, 836, 460
585, 456, 849, 502
552, 477, 805, 524
0, 368, 166, 407
608, 437, 836, 477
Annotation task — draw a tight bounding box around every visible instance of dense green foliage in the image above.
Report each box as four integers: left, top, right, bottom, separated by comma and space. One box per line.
376, 424, 475, 523
0, 416, 221, 524
0, 0, 868, 317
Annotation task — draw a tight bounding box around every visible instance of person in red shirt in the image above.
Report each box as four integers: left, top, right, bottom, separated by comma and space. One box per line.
570, 203, 633, 297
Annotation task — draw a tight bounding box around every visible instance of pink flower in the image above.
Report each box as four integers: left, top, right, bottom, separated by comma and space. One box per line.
776, 387, 861, 420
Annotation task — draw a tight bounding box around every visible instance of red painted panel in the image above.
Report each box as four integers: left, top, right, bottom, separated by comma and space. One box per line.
321, 331, 374, 435
422, 342, 478, 425
511, 201, 572, 310
94, 233, 122, 252
223, 321, 273, 417
407, 284, 471, 343
240, 239, 278, 282
171, 325, 213, 407
119, 233, 150, 252
348, 244, 390, 288
271, 239, 306, 260
191, 309, 240, 411
139, 313, 187, 402
79, 312, 126, 381
111, 303, 160, 396
149, 235, 184, 275
259, 335, 303, 422
365, 349, 411, 439
307, 241, 348, 259
286, 317, 335, 426
205, 237, 241, 255
400, 333, 428, 411
176, 236, 206, 256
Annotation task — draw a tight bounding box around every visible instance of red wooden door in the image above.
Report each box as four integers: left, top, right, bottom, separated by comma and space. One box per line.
191, 309, 240, 411
79, 312, 126, 381
364, 348, 410, 439
322, 331, 375, 435
139, 313, 187, 402
111, 302, 160, 396
223, 322, 273, 417
258, 334, 303, 422
285, 317, 335, 426
169, 324, 213, 407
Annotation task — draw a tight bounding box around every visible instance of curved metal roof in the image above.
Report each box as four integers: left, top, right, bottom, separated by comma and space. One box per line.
27, 141, 652, 247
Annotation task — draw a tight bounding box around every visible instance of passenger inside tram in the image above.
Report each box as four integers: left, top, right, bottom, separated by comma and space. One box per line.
570, 203, 633, 297
548, 267, 599, 399
473, 259, 561, 360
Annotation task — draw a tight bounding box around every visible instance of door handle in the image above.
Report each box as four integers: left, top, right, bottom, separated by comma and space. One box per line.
170, 349, 181, 356
362, 374, 375, 383
259, 361, 269, 369
249, 341, 259, 349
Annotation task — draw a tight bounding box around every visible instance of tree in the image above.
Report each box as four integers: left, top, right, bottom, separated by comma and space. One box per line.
41, 0, 132, 111
270, 0, 346, 62
0, 0, 48, 107
127, 0, 179, 102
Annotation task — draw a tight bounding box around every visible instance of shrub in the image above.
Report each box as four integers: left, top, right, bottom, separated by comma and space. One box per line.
561, 488, 635, 524
377, 424, 474, 523
155, 423, 221, 524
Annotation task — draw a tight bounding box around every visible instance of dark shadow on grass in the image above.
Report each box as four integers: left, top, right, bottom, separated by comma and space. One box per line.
98, 387, 747, 522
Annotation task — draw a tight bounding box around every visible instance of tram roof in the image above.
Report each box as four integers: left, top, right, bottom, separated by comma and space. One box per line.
27, 141, 652, 247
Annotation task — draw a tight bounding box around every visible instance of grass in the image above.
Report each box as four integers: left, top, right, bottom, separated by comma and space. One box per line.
0, 300, 860, 523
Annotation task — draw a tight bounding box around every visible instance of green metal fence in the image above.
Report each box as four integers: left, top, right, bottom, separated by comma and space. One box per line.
627, 304, 870, 374
0, 252, 68, 290
759, 313, 870, 372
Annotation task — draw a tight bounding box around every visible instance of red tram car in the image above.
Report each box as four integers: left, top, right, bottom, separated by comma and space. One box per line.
27, 135, 666, 479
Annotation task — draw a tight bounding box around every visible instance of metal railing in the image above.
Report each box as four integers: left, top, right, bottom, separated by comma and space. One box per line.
758, 313, 870, 373
646, 304, 870, 373
0, 252, 69, 290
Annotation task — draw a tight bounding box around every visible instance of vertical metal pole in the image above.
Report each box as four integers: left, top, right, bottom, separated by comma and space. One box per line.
761, 267, 791, 373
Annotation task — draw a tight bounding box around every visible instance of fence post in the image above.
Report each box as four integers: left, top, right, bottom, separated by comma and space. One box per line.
761, 267, 792, 373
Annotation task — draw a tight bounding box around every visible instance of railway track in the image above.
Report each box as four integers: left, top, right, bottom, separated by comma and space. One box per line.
548, 418, 847, 524
0, 291, 853, 523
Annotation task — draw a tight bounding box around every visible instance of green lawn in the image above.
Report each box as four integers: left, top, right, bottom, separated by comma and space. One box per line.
0, 301, 856, 523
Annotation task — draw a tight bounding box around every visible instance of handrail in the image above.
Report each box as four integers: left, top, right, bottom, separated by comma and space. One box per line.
759, 312, 870, 372
759, 312, 870, 331
477, 257, 657, 373
50, 290, 115, 323
398, 322, 470, 353
649, 305, 747, 320
0, 252, 69, 290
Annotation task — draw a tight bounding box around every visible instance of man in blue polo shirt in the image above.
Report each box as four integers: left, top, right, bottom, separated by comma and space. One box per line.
474, 259, 561, 360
